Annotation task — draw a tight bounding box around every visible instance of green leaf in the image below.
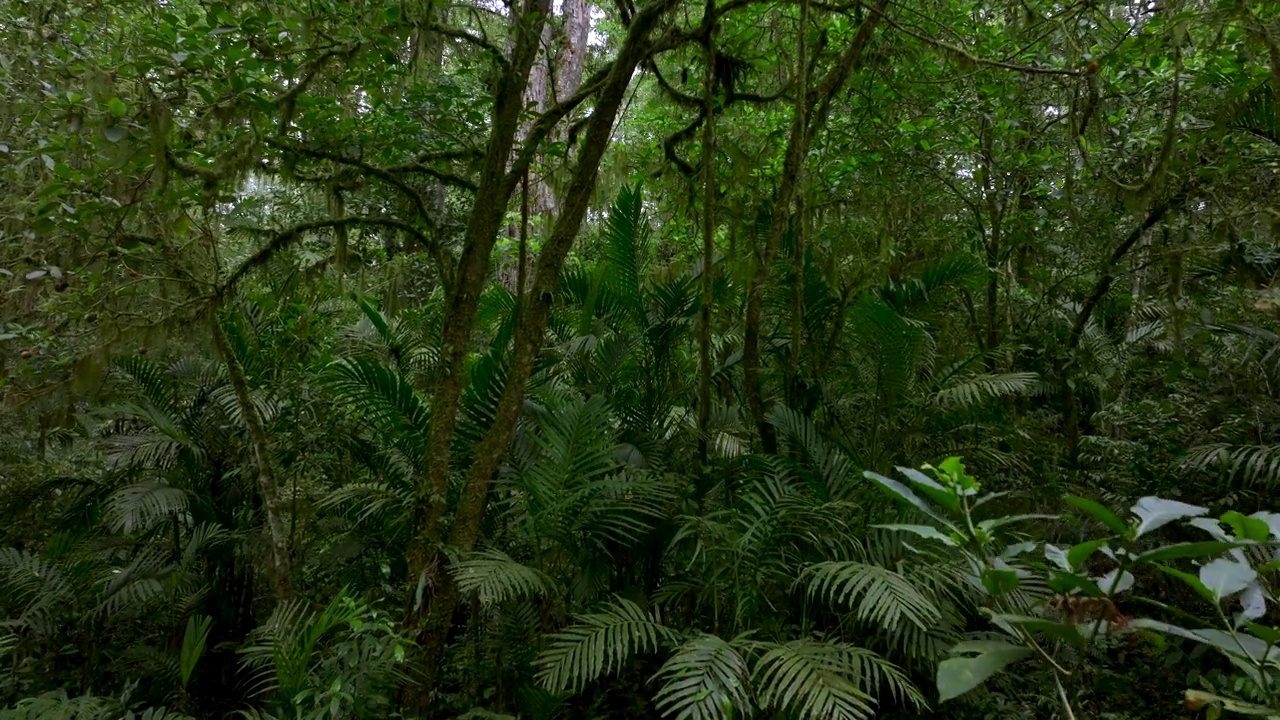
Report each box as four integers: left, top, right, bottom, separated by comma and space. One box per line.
179, 614, 213, 688
1137, 541, 1240, 563
652, 634, 753, 720
977, 514, 1058, 532
108, 97, 127, 117
896, 466, 959, 510
988, 614, 1085, 645
1045, 571, 1103, 597
864, 471, 957, 531
1244, 622, 1280, 646
935, 456, 979, 494
872, 523, 958, 546
1130, 618, 1280, 666
936, 641, 1031, 702
1132, 496, 1208, 538
1067, 538, 1108, 571
1155, 564, 1217, 605
104, 126, 127, 143
981, 567, 1020, 595
1221, 511, 1271, 542
1065, 496, 1129, 536
1199, 558, 1257, 601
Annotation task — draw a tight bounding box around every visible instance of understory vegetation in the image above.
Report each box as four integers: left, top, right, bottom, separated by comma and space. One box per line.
3, 0, 1280, 717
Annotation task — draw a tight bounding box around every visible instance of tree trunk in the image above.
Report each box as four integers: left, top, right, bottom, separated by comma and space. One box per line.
697, 12, 716, 466
408, 0, 676, 694
742, 0, 888, 452
1063, 196, 1179, 461
209, 317, 291, 601
407, 0, 552, 642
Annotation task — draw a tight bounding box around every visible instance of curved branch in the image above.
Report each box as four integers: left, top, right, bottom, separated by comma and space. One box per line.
506, 64, 613, 191
430, 22, 510, 69
885, 16, 1083, 76
209, 217, 445, 308
264, 137, 436, 223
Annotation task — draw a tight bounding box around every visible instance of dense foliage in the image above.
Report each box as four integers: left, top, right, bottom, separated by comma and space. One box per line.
3, 0, 1280, 717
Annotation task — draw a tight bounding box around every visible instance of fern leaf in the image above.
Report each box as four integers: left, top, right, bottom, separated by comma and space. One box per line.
804, 561, 942, 631
451, 550, 555, 606
652, 633, 753, 720
537, 597, 674, 692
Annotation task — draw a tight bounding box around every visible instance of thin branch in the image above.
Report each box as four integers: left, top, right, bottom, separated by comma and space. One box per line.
264, 137, 435, 223
886, 16, 1083, 76
384, 162, 479, 191
430, 22, 510, 69
209, 217, 446, 308
505, 64, 613, 190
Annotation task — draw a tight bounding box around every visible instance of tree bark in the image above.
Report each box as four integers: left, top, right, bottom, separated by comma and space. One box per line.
407, 0, 552, 634
1063, 195, 1180, 461
697, 7, 716, 466
741, 0, 888, 452
408, 0, 677, 694
209, 317, 291, 601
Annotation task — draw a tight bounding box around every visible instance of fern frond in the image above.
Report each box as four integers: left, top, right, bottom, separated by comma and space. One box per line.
652, 633, 754, 720
804, 561, 942, 631
931, 372, 1042, 410
537, 597, 675, 692
451, 550, 555, 606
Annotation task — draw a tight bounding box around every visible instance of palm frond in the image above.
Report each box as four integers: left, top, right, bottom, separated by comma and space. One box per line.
325, 357, 430, 450
804, 561, 943, 631
652, 633, 754, 720
239, 591, 365, 701
769, 405, 859, 499
536, 597, 675, 692
451, 549, 556, 606
602, 182, 650, 322
1183, 443, 1280, 488
931, 372, 1042, 410
752, 639, 922, 720
105, 482, 190, 534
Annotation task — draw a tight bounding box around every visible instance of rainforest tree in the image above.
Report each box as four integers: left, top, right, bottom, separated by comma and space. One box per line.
2, 0, 1280, 717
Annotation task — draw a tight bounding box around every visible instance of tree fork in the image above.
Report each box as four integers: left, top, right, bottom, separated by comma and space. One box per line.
407, 0, 680, 698
404, 0, 553, 683
742, 0, 888, 453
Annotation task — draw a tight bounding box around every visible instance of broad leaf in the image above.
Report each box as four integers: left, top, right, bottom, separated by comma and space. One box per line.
1137, 541, 1239, 563
1067, 538, 1108, 571
863, 471, 957, 530
896, 466, 959, 510
1221, 511, 1272, 542
1065, 496, 1129, 536
936, 641, 1031, 702
1131, 497, 1208, 538
873, 524, 958, 546
1199, 558, 1256, 601
1130, 618, 1280, 667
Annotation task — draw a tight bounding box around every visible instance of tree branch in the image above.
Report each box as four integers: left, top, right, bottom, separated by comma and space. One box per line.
209, 217, 446, 308
264, 137, 436, 223
886, 16, 1083, 76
